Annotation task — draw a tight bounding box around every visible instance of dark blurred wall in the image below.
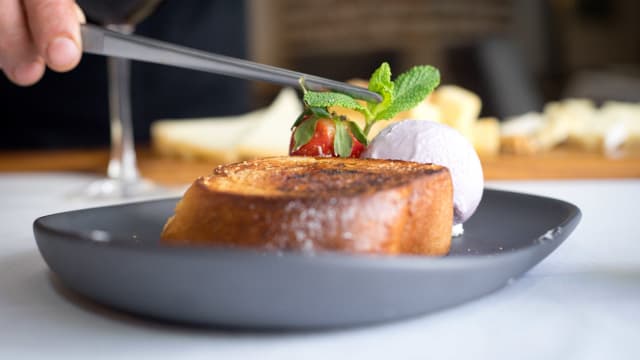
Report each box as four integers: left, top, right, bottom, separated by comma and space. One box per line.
247, 0, 513, 108
0, 0, 248, 149
552, 0, 640, 103
247, 0, 640, 116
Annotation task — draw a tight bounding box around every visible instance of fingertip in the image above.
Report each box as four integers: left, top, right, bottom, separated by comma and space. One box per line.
9, 60, 46, 86
46, 36, 81, 72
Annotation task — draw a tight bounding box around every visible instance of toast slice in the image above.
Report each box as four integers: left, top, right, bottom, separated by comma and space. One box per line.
236, 88, 303, 159
500, 112, 545, 154
582, 101, 636, 153
472, 117, 501, 156
430, 85, 481, 142
151, 109, 266, 163
161, 156, 453, 256
151, 88, 302, 163
602, 101, 640, 152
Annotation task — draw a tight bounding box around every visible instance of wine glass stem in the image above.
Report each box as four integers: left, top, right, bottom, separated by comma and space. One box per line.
106, 24, 139, 183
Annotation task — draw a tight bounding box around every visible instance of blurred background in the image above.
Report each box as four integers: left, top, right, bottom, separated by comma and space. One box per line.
0, 0, 639, 187
248, 0, 640, 117
0, 0, 639, 153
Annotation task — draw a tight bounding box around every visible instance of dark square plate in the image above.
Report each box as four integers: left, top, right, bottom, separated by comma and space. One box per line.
34, 189, 580, 329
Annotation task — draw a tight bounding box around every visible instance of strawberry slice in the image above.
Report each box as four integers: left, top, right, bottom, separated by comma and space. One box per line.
289, 115, 366, 158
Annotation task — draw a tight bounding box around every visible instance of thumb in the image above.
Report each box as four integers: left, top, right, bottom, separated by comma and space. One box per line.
24, 0, 82, 72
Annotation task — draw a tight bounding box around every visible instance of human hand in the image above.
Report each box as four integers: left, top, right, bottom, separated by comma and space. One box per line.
0, 0, 85, 86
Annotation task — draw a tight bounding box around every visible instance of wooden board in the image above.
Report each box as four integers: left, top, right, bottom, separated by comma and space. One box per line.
481, 149, 640, 180
1, 147, 639, 185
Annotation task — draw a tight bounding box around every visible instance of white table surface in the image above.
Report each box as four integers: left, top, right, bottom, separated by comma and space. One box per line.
1, 173, 638, 360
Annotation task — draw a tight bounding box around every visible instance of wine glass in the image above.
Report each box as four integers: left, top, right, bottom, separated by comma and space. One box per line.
76, 0, 164, 199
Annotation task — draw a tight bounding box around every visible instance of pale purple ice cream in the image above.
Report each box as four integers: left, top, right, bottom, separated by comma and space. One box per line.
363, 120, 483, 225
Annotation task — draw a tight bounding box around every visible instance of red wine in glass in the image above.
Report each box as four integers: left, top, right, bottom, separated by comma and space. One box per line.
77, 0, 162, 25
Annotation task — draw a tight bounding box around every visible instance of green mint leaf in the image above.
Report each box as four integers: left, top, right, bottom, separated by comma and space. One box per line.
293, 115, 319, 151
291, 106, 329, 130
347, 120, 368, 145
291, 109, 310, 129
367, 62, 394, 117
304, 91, 369, 117
333, 121, 353, 158
309, 106, 332, 119
376, 65, 440, 121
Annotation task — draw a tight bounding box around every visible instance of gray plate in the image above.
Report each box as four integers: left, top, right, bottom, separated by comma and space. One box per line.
33, 189, 580, 329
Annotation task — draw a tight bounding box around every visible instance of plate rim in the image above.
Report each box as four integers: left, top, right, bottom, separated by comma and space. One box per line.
33, 188, 582, 269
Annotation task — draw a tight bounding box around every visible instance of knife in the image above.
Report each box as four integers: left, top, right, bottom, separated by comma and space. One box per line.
80, 24, 382, 103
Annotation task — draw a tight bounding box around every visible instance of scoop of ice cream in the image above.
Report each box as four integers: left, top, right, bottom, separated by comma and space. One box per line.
362, 120, 483, 224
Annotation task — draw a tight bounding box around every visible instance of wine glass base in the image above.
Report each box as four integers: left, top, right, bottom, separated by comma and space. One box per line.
75, 178, 170, 200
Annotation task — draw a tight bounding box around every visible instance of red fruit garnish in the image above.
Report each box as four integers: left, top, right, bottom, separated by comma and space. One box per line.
290, 116, 365, 158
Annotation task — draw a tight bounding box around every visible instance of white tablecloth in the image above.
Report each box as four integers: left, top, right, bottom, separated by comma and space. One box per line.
1, 173, 638, 359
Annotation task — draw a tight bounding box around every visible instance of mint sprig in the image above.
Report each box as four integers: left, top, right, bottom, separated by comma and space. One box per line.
366, 62, 394, 117
375, 65, 440, 121
294, 62, 440, 157
303, 62, 439, 135
302, 91, 371, 118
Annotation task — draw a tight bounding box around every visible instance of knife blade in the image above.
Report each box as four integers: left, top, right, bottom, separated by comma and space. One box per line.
81, 24, 382, 103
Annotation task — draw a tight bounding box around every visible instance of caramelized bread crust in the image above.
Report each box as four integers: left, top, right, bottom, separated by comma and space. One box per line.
161, 157, 453, 255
